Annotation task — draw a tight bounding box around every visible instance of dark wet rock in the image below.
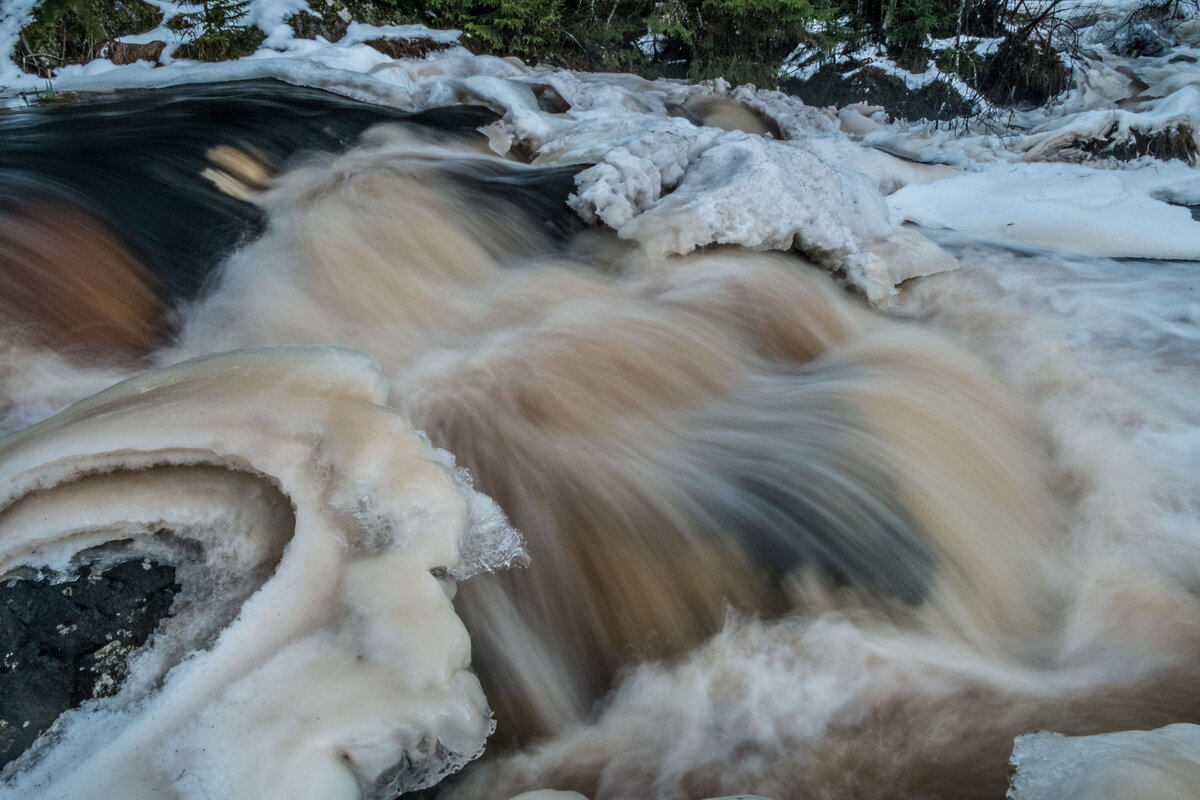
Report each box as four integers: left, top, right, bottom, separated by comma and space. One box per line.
287, 9, 350, 42
364, 38, 457, 60
0, 560, 179, 769
1078, 123, 1198, 166
107, 40, 167, 65
782, 61, 973, 122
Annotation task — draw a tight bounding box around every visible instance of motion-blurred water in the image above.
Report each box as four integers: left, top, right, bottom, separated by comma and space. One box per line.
2, 82, 1198, 799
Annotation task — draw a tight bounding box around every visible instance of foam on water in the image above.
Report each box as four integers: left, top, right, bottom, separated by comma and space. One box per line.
433, 240, 1200, 800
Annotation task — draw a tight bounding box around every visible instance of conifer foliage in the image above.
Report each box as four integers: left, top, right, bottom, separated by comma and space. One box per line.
169, 0, 266, 62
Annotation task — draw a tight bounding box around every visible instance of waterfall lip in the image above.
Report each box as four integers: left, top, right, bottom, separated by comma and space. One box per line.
0, 345, 504, 799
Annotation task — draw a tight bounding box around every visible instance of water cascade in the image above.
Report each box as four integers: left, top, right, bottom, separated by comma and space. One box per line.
0, 63, 1198, 800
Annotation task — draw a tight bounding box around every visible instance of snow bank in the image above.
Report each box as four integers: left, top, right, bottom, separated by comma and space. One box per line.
429, 65, 946, 300
862, 13, 1200, 264
0, 0, 40, 85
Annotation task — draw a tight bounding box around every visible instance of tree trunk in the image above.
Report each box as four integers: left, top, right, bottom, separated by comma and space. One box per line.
881, 0, 899, 34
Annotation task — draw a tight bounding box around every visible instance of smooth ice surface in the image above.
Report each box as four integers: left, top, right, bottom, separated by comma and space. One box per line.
889, 161, 1200, 259
0, 346, 520, 799
1010, 725, 1200, 800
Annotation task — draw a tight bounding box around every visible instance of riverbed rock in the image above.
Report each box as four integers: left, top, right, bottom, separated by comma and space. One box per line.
107, 40, 167, 66
0, 559, 179, 769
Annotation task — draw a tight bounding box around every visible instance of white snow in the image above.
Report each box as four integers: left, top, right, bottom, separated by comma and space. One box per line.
341, 21, 461, 46
0, 0, 41, 84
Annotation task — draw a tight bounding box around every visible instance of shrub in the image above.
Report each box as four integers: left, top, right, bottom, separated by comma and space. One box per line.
975, 34, 1066, 106
1079, 123, 1199, 165
782, 60, 973, 120
884, 0, 956, 47
846, 0, 956, 49
688, 0, 841, 83
560, 0, 656, 73
934, 40, 984, 83
174, 26, 265, 61
15, 0, 163, 77
372, 0, 565, 60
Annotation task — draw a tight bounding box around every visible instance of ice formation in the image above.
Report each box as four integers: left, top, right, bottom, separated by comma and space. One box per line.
888, 161, 1200, 259
1010, 724, 1200, 800
0, 346, 520, 799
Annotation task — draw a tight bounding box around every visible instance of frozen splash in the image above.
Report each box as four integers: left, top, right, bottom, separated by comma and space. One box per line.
0, 346, 521, 799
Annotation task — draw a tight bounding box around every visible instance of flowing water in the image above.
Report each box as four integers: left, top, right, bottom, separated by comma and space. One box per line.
1, 81, 1198, 799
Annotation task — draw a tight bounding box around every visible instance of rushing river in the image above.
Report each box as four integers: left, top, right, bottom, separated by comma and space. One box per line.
1, 76, 1198, 800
